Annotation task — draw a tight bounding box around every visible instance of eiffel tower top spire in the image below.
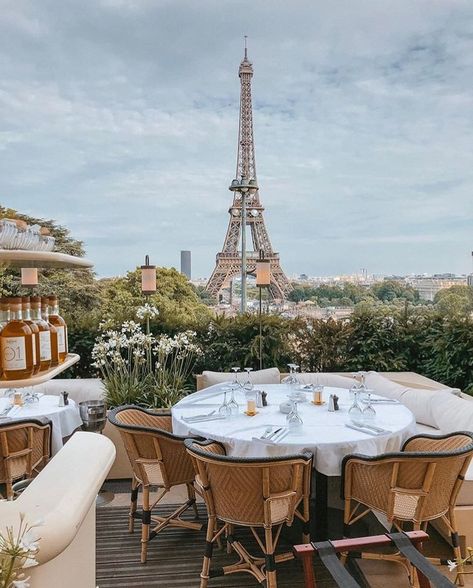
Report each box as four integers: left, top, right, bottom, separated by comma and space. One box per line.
236, 38, 257, 184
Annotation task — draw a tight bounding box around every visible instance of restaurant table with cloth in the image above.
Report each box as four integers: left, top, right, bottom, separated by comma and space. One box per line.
172, 383, 417, 539
0, 394, 83, 454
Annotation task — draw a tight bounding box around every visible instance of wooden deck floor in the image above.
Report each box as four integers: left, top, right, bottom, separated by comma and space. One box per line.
96, 499, 470, 587
96, 505, 338, 587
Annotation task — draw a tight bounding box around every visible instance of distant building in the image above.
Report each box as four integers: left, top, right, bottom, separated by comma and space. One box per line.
407, 276, 467, 302
180, 250, 191, 280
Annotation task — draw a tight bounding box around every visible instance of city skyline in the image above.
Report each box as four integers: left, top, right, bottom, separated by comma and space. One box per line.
1, 1, 473, 278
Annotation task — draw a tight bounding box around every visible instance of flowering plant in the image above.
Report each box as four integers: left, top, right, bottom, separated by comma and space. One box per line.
0, 514, 42, 588
92, 311, 202, 408
447, 546, 473, 582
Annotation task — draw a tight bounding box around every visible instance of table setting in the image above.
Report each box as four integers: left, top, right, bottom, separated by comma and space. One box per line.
172, 367, 417, 540
172, 371, 417, 477
0, 392, 83, 454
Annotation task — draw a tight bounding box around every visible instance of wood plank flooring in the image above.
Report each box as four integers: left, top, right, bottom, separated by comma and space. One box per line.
96, 505, 337, 587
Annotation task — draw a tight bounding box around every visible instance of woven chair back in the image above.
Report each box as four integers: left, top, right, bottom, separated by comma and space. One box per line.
0, 419, 51, 486
348, 432, 473, 523
185, 439, 312, 527
400, 433, 473, 520
109, 406, 195, 489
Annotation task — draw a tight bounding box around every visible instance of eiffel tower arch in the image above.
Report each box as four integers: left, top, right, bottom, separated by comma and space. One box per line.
206, 47, 292, 301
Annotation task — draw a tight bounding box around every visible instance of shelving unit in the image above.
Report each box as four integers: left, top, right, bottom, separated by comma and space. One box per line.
0, 250, 93, 269
1, 249, 93, 389
0, 353, 80, 389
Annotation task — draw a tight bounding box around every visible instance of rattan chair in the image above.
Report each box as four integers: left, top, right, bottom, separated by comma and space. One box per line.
342, 431, 473, 586
185, 438, 313, 588
0, 417, 52, 499
108, 405, 203, 563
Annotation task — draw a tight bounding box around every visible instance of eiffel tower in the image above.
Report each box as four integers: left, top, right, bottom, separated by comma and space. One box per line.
206, 46, 292, 301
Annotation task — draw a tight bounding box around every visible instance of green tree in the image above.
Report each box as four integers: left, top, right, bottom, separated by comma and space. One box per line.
370, 280, 419, 303
434, 285, 473, 315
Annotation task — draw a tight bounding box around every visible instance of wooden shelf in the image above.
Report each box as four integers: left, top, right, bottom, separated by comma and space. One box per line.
0, 353, 80, 389
0, 250, 93, 270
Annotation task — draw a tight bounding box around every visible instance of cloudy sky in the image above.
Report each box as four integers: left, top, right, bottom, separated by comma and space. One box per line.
1, 0, 473, 278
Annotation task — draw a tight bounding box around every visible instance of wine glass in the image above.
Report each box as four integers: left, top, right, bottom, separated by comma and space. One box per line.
348, 390, 364, 423
282, 363, 299, 387
243, 367, 254, 391
362, 393, 376, 422
227, 385, 240, 417
231, 367, 242, 387
218, 387, 231, 418
349, 374, 360, 400
286, 400, 303, 433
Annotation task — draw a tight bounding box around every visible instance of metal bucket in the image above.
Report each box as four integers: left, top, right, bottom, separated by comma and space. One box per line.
79, 400, 106, 433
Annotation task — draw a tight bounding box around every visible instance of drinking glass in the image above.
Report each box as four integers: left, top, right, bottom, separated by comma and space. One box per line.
348, 391, 364, 423
357, 371, 368, 400
227, 385, 240, 417
349, 374, 360, 400
243, 367, 254, 391
362, 393, 376, 421
245, 390, 257, 415
231, 367, 242, 387
218, 387, 231, 418
282, 363, 299, 387
286, 400, 303, 433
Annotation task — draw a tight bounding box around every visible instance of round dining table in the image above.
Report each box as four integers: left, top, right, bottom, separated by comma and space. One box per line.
0, 394, 83, 455
172, 382, 417, 539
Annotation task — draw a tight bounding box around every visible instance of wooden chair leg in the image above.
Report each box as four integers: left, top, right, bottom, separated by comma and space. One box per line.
226, 523, 234, 554
187, 482, 199, 519
265, 526, 277, 588
200, 515, 216, 588
448, 509, 464, 587
129, 478, 139, 534
141, 485, 150, 564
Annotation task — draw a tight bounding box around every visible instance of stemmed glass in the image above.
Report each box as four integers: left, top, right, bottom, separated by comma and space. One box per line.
243, 367, 254, 391
286, 400, 303, 433
227, 384, 240, 417
357, 371, 368, 400
362, 393, 376, 422
231, 367, 242, 387
218, 386, 231, 418
348, 390, 364, 423
282, 363, 299, 387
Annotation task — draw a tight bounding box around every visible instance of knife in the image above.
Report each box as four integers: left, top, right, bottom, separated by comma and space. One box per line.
345, 423, 382, 436
273, 430, 289, 443
0, 405, 13, 417
266, 427, 283, 440
352, 421, 388, 434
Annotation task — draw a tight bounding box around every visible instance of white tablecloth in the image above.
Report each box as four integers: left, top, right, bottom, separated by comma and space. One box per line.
172, 384, 417, 476
0, 395, 83, 455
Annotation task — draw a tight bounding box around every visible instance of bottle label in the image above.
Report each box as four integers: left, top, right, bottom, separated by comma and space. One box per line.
39, 331, 52, 361
56, 326, 66, 353
1, 337, 27, 371
32, 333, 37, 366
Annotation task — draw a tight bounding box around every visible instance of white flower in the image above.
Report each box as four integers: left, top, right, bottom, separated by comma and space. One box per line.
136, 303, 160, 320
13, 579, 30, 588
22, 556, 39, 569
447, 560, 458, 571
20, 527, 41, 552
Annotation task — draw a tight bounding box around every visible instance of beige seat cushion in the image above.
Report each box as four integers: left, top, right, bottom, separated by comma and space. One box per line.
297, 373, 354, 389
364, 372, 456, 428
201, 367, 280, 389
35, 378, 105, 404
430, 391, 473, 434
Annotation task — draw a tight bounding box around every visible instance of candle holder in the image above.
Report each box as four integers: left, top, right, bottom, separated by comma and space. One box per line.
312, 385, 325, 405
244, 390, 258, 416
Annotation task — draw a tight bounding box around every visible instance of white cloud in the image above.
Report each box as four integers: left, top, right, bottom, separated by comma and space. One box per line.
1, 0, 473, 277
